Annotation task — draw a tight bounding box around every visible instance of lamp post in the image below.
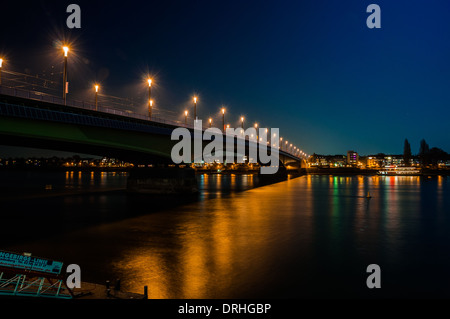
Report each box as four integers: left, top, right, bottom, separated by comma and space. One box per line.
209, 118, 212, 128
0, 58, 3, 86
194, 97, 197, 120
62, 46, 69, 105
254, 123, 258, 142
148, 79, 152, 119
280, 137, 283, 150
94, 85, 99, 111
222, 108, 226, 132
150, 100, 154, 119
185, 110, 188, 125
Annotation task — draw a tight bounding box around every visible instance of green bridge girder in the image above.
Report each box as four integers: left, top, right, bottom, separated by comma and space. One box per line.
0, 116, 174, 163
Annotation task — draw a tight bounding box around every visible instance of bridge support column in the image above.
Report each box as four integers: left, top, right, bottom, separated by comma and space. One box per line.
127, 167, 198, 195
257, 161, 288, 185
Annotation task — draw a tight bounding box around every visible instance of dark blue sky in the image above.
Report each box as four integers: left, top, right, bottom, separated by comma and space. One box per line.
1, 0, 450, 157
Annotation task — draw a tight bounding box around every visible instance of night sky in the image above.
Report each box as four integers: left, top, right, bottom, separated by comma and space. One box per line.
1, 0, 450, 157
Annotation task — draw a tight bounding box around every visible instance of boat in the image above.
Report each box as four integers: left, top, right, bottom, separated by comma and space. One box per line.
377, 166, 422, 176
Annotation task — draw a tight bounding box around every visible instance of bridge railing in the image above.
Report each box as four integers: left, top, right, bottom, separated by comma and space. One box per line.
0, 85, 199, 130
0, 84, 303, 160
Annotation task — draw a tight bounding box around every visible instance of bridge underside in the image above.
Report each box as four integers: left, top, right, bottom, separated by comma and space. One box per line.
0, 116, 175, 164
0, 116, 306, 167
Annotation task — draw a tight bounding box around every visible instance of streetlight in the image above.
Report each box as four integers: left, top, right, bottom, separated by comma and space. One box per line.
280, 137, 283, 150
148, 79, 152, 119
209, 118, 213, 128
194, 97, 198, 120
254, 123, 258, 142
0, 58, 3, 86
150, 100, 154, 119
222, 108, 226, 132
62, 46, 69, 104
185, 110, 188, 125
241, 116, 245, 129
94, 84, 99, 111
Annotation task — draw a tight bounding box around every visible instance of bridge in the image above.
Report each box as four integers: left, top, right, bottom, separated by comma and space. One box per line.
0, 85, 305, 161
0, 72, 307, 193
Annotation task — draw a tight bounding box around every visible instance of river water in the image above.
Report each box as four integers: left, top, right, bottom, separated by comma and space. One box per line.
1, 171, 449, 298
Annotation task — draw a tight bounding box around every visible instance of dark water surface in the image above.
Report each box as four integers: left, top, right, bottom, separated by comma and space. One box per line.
1, 171, 450, 298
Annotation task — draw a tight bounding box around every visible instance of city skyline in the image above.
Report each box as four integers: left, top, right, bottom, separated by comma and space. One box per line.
1, 1, 450, 157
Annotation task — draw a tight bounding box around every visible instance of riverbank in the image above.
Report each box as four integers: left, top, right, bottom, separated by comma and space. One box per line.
307, 168, 377, 175
307, 167, 450, 176
73, 281, 146, 299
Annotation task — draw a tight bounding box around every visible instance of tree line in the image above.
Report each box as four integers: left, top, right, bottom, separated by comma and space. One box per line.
403, 139, 449, 167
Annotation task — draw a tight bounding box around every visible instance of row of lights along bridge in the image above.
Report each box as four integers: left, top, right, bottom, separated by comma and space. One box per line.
0, 46, 307, 158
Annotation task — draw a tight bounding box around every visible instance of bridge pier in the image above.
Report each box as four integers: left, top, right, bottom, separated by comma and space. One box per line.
127, 167, 198, 195
257, 161, 288, 185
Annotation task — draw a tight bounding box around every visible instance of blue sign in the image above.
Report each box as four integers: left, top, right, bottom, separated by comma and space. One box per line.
0, 251, 64, 275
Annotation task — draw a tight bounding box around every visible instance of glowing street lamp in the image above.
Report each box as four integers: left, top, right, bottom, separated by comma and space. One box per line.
62, 46, 70, 104
63, 46, 69, 57
254, 123, 258, 142
241, 116, 245, 129
94, 84, 99, 111
209, 118, 213, 128
148, 79, 152, 119
185, 110, 188, 125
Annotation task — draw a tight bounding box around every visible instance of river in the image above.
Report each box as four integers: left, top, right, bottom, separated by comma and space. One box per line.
1, 171, 449, 298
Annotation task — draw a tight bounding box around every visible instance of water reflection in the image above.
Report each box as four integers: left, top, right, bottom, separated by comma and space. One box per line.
3, 174, 450, 298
